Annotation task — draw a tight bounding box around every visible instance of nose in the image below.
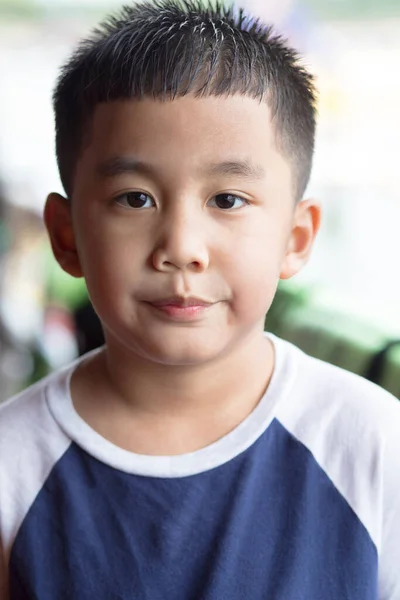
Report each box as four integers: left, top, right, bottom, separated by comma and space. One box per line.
151, 204, 209, 273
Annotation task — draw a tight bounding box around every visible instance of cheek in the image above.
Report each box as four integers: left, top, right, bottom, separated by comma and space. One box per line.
226, 236, 283, 321
75, 208, 139, 276
234, 263, 280, 321
74, 225, 141, 316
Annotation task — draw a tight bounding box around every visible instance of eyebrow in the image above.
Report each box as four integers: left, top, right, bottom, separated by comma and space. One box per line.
96, 156, 266, 181
205, 160, 265, 180
96, 156, 154, 179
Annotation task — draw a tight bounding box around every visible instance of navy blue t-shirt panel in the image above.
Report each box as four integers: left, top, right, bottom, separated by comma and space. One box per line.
9, 419, 377, 600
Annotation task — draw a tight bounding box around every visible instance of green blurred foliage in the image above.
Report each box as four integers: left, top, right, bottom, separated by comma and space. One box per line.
0, 0, 43, 19
0, 0, 109, 20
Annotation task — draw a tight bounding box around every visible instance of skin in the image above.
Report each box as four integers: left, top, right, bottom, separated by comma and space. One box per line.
45, 94, 321, 455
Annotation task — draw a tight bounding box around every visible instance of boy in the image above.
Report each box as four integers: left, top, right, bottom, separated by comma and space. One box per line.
1, 1, 399, 598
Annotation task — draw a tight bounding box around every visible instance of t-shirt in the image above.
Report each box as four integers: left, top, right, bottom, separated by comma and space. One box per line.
1, 333, 400, 600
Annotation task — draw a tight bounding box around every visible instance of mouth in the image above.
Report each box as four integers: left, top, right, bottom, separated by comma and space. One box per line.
149, 296, 214, 308
145, 296, 216, 321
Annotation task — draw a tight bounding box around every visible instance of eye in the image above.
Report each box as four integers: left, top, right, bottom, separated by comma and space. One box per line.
208, 193, 249, 210
114, 191, 155, 209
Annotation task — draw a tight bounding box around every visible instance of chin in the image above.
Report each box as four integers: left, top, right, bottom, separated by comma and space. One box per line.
130, 329, 230, 367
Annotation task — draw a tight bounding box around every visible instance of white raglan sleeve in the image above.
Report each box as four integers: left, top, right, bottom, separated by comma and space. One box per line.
378, 392, 400, 600
0, 373, 72, 600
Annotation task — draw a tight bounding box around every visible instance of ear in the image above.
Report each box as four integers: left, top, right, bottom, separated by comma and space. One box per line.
44, 192, 83, 278
279, 198, 321, 280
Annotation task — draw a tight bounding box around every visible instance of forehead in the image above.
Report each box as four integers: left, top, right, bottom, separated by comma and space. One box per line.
76, 94, 291, 188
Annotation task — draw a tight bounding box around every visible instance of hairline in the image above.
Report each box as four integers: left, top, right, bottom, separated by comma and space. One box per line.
67, 91, 301, 203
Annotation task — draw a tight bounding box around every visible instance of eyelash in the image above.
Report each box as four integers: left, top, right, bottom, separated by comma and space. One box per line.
113, 191, 250, 211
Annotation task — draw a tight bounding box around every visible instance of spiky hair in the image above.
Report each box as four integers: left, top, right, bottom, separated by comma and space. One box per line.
53, 0, 317, 199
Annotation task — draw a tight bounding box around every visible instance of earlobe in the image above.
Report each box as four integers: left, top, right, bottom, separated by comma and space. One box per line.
44, 192, 83, 278
279, 198, 321, 280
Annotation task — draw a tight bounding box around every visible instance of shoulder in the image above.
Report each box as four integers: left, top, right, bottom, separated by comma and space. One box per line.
274, 336, 400, 468
0, 369, 67, 447
273, 334, 400, 435
0, 364, 74, 483
0, 347, 100, 442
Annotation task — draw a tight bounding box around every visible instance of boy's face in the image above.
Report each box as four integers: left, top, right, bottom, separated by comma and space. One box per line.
46, 95, 320, 366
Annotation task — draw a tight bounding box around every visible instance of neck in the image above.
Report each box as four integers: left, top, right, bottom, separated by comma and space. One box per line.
106, 330, 272, 415
71, 329, 275, 454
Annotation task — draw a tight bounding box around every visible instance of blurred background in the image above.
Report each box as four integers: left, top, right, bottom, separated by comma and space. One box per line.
1, 0, 400, 400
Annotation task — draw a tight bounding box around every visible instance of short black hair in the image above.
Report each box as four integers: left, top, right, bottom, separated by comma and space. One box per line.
53, 0, 317, 200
